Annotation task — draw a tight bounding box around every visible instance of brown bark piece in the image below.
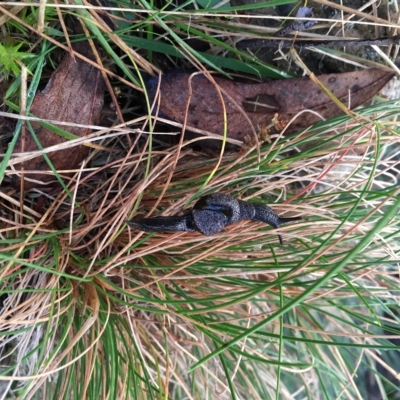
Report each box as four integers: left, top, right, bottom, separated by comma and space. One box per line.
146, 69, 394, 143
13, 41, 104, 189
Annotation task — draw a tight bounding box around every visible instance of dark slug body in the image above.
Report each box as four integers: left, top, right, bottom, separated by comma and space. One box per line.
126, 214, 196, 233
127, 193, 301, 244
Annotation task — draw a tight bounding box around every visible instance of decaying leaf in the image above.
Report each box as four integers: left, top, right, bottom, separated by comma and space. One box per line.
146, 69, 394, 143
12, 41, 104, 190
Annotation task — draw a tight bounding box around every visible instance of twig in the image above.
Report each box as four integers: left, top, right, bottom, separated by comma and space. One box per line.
237, 34, 400, 50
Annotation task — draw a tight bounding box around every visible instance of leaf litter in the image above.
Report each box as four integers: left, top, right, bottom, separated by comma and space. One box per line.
11, 41, 104, 190
146, 68, 394, 143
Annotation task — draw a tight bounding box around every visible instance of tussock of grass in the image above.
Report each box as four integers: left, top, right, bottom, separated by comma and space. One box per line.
1, 0, 400, 398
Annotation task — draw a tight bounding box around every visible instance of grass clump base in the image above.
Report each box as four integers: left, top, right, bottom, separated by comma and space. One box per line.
1, 0, 400, 398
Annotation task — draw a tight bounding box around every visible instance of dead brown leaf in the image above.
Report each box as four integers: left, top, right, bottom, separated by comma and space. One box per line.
146, 69, 394, 143
12, 41, 104, 190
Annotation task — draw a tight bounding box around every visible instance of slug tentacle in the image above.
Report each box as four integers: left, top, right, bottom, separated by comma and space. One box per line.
127, 193, 301, 244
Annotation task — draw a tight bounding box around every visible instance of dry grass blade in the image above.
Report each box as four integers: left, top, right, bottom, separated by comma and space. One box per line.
1, 0, 400, 398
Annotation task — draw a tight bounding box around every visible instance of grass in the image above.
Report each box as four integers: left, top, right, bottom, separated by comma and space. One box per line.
1, 0, 400, 399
